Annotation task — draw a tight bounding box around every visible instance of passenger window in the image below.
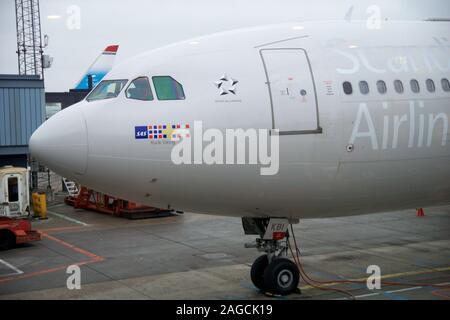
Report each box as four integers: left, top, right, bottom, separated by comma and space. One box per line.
126, 77, 154, 101
394, 80, 404, 94
359, 81, 369, 95
410, 79, 420, 93
442, 78, 450, 92
343, 82, 352, 95
426, 79, 435, 93
377, 80, 387, 94
152, 76, 186, 100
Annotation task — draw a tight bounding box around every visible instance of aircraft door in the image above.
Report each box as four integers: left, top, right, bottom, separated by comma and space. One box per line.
260, 49, 321, 134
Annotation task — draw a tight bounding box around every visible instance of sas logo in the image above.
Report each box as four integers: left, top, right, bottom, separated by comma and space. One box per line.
135, 124, 190, 141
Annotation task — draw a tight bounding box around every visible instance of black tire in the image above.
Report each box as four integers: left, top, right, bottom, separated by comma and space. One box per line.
250, 255, 269, 291
0, 230, 15, 251
263, 258, 300, 295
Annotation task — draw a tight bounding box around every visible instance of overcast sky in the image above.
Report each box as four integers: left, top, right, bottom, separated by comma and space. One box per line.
1, 0, 449, 91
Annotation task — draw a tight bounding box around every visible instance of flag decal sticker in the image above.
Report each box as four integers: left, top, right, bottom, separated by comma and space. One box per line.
135, 124, 190, 141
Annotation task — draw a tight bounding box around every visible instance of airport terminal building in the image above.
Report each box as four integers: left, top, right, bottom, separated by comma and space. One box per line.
0, 74, 45, 168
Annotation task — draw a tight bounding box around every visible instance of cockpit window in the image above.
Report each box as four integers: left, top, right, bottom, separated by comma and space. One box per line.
86, 80, 128, 102
152, 76, 185, 100
126, 77, 154, 101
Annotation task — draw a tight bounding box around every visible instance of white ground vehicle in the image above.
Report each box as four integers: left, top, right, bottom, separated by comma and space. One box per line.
0, 166, 30, 218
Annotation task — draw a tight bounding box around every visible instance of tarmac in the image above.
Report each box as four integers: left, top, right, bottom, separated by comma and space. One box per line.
0, 199, 449, 300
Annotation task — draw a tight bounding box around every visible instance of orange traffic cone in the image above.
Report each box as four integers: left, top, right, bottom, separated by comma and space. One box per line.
416, 208, 425, 217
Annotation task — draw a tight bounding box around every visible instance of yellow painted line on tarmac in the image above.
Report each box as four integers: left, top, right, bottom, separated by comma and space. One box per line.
299, 266, 450, 290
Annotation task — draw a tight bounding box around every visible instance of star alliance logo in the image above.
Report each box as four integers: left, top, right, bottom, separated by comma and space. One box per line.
214, 74, 238, 95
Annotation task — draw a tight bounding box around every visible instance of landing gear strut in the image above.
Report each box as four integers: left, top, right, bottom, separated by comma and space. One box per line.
243, 217, 300, 295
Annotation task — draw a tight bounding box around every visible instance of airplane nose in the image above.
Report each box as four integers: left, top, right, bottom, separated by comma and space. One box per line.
29, 105, 88, 176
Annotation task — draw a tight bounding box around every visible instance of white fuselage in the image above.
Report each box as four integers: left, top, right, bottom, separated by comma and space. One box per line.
30, 21, 450, 219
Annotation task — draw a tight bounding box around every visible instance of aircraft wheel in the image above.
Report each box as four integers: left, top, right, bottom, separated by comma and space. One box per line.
250, 254, 269, 291
264, 258, 300, 295
0, 230, 15, 251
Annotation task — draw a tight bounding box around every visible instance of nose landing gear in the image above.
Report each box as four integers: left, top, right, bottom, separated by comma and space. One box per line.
243, 217, 300, 295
